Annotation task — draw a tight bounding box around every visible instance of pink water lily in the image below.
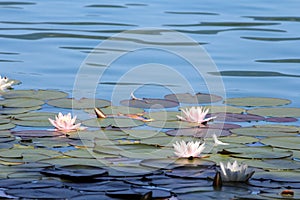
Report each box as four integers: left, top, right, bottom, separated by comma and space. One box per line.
48, 112, 85, 132
0, 76, 14, 91
177, 107, 215, 124
173, 140, 206, 158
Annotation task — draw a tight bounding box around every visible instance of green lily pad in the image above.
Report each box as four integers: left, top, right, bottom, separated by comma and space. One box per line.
11, 130, 64, 138
243, 159, 300, 170
47, 98, 111, 109
146, 120, 199, 129
125, 130, 166, 139
253, 171, 300, 182
140, 136, 198, 147
5, 188, 80, 199
2, 90, 68, 100
222, 146, 293, 159
120, 98, 179, 109
0, 148, 61, 159
82, 117, 144, 128
261, 136, 300, 150
40, 157, 106, 167
0, 106, 42, 115
120, 147, 173, 159
230, 125, 300, 137
164, 92, 223, 104
218, 136, 259, 144
70, 130, 128, 140
0, 98, 44, 108
0, 123, 15, 130
224, 97, 291, 107
247, 107, 300, 117
86, 106, 144, 115
140, 158, 215, 169
144, 111, 181, 121
166, 128, 231, 138
11, 112, 58, 127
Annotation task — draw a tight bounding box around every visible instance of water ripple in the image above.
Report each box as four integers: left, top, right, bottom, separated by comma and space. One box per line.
209, 71, 300, 78
242, 36, 300, 42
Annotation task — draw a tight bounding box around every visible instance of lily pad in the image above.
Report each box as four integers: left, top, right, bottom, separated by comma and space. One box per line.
41, 165, 108, 180
0, 106, 42, 115
0, 98, 44, 108
166, 128, 231, 138
165, 166, 216, 179
265, 117, 298, 123
221, 146, 293, 159
164, 92, 223, 104
2, 90, 68, 100
247, 107, 300, 117
5, 188, 80, 199
146, 120, 199, 129
82, 118, 144, 128
209, 113, 265, 122
87, 106, 144, 115
224, 97, 291, 107
261, 136, 300, 150
0, 123, 15, 130
218, 136, 259, 144
180, 105, 245, 114
253, 171, 300, 182
47, 98, 111, 109
120, 98, 179, 109
144, 111, 181, 121
243, 159, 300, 170
230, 125, 299, 137
11, 130, 64, 138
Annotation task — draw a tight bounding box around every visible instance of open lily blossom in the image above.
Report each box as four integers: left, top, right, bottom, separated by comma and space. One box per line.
0, 75, 14, 90
48, 112, 86, 132
177, 106, 216, 124
173, 140, 206, 158
220, 160, 255, 182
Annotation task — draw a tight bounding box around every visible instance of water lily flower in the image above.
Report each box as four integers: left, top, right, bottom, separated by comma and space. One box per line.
173, 140, 205, 158
177, 107, 216, 124
0, 76, 14, 90
48, 112, 85, 132
213, 134, 229, 146
219, 160, 255, 182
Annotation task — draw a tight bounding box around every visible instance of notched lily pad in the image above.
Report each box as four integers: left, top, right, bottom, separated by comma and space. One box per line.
224, 97, 291, 107
164, 92, 223, 104
47, 98, 111, 109
2, 89, 68, 100
120, 98, 179, 109
261, 136, 300, 150
209, 112, 265, 122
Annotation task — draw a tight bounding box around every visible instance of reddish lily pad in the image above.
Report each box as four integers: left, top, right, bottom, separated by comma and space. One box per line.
209, 113, 265, 122
120, 98, 179, 109
164, 92, 223, 104
265, 117, 298, 123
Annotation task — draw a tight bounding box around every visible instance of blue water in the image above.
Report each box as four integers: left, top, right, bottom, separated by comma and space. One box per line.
1, 0, 300, 107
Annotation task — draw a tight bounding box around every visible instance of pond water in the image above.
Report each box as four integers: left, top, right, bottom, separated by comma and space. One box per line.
1, 1, 300, 200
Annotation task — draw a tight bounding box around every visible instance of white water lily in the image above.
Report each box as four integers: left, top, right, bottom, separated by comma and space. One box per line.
213, 134, 229, 146
48, 112, 86, 132
173, 140, 205, 158
177, 107, 215, 124
0, 76, 14, 90
219, 160, 255, 182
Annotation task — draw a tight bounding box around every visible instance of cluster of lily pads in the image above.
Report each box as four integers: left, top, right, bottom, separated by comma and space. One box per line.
0, 75, 300, 199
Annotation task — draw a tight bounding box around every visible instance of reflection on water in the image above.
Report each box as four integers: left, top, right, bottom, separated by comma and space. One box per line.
0, 0, 299, 106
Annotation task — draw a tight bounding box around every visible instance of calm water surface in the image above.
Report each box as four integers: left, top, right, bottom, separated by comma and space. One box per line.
1, 0, 300, 107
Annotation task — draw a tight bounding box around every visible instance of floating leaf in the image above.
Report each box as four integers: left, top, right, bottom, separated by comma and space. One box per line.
140, 136, 199, 147
247, 107, 300, 117
82, 118, 144, 128
41, 165, 108, 180
222, 146, 292, 159
243, 159, 300, 170
0, 123, 15, 130
0, 98, 44, 108
144, 111, 180, 121
261, 136, 300, 150
146, 120, 198, 129
0, 106, 42, 115
2, 90, 68, 100
230, 125, 299, 137
210, 112, 265, 122
125, 130, 166, 139
164, 92, 223, 104
165, 166, 216, 179
11, 130, 64, 138
87, 106, 144, 115
5, 188, 79, 199
70, 130, 128, 140
218, 136, 259, 144
166, 128, 231, 138
120, 98, 179, 109
265, 117, 298, 123
40, 157, 105, 167
253, 171, 300, 182
224, 97, 291, 107
47, 98, 111, 109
